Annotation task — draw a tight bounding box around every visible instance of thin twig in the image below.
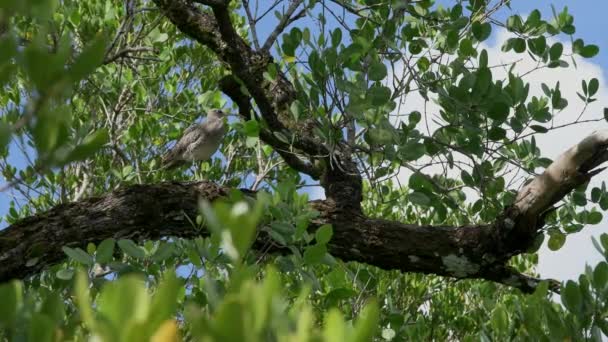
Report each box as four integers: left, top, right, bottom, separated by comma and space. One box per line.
262, 0, 305, 51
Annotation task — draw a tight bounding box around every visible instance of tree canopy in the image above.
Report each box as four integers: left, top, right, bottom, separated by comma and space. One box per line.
1, 0, 608, 340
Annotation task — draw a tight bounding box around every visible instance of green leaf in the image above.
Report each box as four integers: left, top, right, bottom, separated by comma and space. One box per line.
331, 28, 342, 47
367, 127, 394, 145
479, 49, 488, 68
572, 191, 587, 206
187, 248, 203, 268
304, 244, 327, 265
323, 309, 345, 342
242, 120, 260, 137
549, 43, 563, 61
548, 232, 566, 251
573, 39, 584, 54
512, 38, 526, 53
473, 67, 492, 96
488, 102, 510, 122
409, 191, 431, 206
588, 78, 599, 96
559, 22, 574, 34
66, 129, 110, 163
56, 268, 75, 280
587, 211, 603, 225
69, 35, 106, 82
152, 242, 176, 262
400, 142, 425, 161
74, 270, 95, 330
153, 33, 169, 44
472, 22, 491, 42
530, 125, 548, 133
445, 30, 459, 49
32, 109, 70, 154
409, 172, 433, 191
368, 85, 392, 106
528, 36, 546, 55
459, 38, 475, 57
561, 280, 582, 315
148, 270, 181, 331
601, 234, 608, 252
213, 298, 247, 341
488, 126, 506, 140
491, 306, 509, 332
0, 280, 22, 327
591, 187, 602, 202
28, 313, 54, 342
579, 44, 599, 58
417, 57, 430, 71
117, 239, 146, 259
0, 122, 11, 151
351, 300, 379, 342
96, 238, 115, 264
409, 111, 421, 126
40, 292, 65, 324
525, 10, 541, 29
62, 246, 94, 266
315, 224, 333, 245
601, 195, 608, 210
98, 275, 149, 331
368, 61, 387, 81
604, 108, 608, 123
593, 262, 608, 290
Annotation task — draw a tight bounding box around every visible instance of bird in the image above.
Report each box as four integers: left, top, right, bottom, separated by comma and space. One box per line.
161, 109, 227, 169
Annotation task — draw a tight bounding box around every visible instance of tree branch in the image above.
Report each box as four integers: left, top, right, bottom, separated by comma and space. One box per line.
103, 46, 154, 64
218, 74, 322, 178
242, 0, 261, 49
1, 130, 607, 293
261, 0, 306, 51
0, 180, 544, 293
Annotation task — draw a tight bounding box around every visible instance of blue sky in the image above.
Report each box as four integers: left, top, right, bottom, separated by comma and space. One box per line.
1, 1, 607, 280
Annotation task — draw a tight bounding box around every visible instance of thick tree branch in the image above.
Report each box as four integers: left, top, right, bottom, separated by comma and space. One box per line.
0, 180, 537, 292
1, 130, 607, 293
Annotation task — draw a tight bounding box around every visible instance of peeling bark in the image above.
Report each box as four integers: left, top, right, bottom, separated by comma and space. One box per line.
508, 129, 608, 248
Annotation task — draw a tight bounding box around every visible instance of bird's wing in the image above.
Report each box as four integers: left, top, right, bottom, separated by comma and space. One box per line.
162, 124, 205, 167
185, 126, 210, 155
182, 122, 200, 136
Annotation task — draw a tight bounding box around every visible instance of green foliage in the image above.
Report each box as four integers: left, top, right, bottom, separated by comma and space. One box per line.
0, 198, 380, 341
1, 0, 608, 340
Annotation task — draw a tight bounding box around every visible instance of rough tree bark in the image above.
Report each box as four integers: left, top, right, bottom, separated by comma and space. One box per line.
1, 0, 608, 293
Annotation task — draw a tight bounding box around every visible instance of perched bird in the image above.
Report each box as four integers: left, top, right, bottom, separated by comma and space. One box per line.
161, 109, 227, 169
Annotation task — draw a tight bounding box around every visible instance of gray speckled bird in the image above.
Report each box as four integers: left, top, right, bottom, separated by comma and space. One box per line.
161, 109, 227, 169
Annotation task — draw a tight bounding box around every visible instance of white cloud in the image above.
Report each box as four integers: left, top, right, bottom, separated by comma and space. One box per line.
391, 29, 608, 281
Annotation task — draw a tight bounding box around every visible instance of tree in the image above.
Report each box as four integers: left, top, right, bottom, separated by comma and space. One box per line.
1, 0, 608, 340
